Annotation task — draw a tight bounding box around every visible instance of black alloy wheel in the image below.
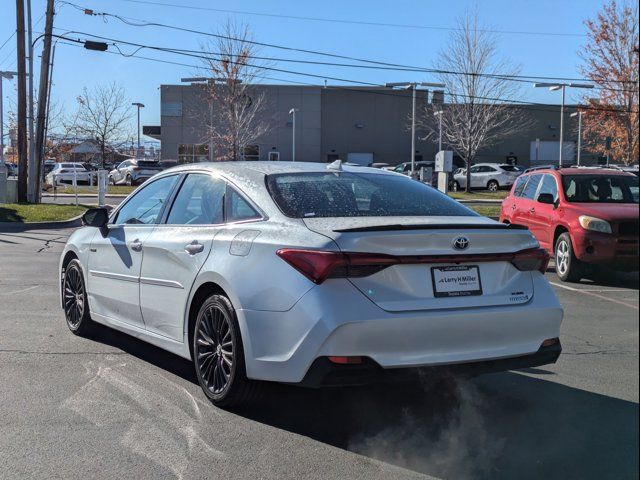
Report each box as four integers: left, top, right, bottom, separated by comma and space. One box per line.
63, 259, 94, 336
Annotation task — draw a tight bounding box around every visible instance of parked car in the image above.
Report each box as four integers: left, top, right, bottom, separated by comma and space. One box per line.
499, 166, 639, 282
454, 163, 523, 192
392, 161, 435, 175
45, 163, 92, 186
43, 159, 57, 175
60, 162, 562, 407
108, 159, 165, 186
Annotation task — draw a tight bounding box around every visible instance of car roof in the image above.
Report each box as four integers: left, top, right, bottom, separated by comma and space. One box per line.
526, 167, 636, 176
160, 161, 397, 185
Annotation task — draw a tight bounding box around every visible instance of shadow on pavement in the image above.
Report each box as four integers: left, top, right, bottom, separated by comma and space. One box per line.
88, 324, 639, 480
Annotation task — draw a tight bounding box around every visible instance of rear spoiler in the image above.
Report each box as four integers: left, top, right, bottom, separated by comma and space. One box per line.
333, 223, 529, 233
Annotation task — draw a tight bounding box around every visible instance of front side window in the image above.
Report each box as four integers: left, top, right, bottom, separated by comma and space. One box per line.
166, 174, 225, 225
522, 174, 542, 200
537, 174, 558, 201
266, 172, 476, 218
113, 175, 179, 225
562, 175, 639, 203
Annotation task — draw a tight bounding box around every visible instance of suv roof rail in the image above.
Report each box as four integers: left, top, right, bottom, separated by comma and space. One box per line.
523, 164, 559, 173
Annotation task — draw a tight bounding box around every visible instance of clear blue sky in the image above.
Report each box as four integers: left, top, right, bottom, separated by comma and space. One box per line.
0, 0, 607, 139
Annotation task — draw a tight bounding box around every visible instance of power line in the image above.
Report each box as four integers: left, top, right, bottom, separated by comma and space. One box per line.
0, 32, 16, 52
118, 0, 586, 38
53, 32, 638, 115
59, 1, 635, 86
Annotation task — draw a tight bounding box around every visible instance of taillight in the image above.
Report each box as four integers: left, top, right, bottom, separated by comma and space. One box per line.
276, 249, 396, 284
511, 248, 550, 273
277, 247, 550, 284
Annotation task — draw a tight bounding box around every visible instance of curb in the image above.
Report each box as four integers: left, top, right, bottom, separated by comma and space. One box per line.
0, 213, 84, 232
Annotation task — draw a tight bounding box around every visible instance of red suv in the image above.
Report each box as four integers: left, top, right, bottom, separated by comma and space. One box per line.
500, 166, 639, 282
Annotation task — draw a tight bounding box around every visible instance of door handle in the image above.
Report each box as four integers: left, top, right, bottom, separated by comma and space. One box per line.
529, 208, 535, 214
185, 241, 205, 255
511, 204, 516, 210
130, 239, 143, 252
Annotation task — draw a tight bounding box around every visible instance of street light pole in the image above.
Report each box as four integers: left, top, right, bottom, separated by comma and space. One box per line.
571, 111, 583, 166
131, 102, 145, 158
386, 82, 445, 176
434, 110, 443, 152
533, 82, 594, 167
289, 108, 298, 161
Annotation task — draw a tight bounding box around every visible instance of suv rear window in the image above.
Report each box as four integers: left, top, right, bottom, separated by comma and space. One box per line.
266, 172, 476, 218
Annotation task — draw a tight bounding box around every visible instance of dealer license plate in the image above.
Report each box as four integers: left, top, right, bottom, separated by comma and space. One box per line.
431, 266, 482, 298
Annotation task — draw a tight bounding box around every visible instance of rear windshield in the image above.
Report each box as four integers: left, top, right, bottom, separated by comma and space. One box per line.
562, 174, 639, 203
266, 172, 476, 218
137, 161, 162, 168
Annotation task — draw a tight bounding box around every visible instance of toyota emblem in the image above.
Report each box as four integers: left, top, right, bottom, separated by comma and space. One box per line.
452, 236, 470, 250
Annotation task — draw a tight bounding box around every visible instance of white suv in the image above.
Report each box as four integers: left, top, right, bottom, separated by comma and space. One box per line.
454, 163, 523, 192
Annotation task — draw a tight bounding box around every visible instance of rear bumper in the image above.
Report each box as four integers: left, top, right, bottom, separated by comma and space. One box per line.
299, 342, 562, 387
237, 273, 563, 383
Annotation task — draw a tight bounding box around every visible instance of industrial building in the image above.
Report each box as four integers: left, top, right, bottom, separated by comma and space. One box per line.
151, 83, 599, 167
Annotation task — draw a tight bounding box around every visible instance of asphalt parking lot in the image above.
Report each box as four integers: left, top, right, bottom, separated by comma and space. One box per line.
0, 227, 638, 480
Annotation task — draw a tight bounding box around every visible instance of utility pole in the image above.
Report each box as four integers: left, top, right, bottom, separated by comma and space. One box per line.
34, 0, 55, 203
16, 0, 28, 202
26, 0, 36, 202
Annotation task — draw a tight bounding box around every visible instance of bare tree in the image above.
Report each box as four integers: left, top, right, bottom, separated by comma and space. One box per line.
200, 20, 272, 161
73, 82, 133, 168
419, 11, 530, 192
579, 0, 639, 165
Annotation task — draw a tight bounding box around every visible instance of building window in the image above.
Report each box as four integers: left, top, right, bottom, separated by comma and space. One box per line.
243, 145, 260, 161
178, 144, 209, 163
268, 151, 280, 161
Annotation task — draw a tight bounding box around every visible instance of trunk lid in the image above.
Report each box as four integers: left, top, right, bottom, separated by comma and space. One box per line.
304, 216, 540, 312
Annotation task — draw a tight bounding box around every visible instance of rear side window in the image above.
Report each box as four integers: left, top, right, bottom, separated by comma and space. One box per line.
226, 186, 261, 222
522, 174, 542, 200
513, 176, 528, 197
166, 174, 225, 225
266, 171, 476, 218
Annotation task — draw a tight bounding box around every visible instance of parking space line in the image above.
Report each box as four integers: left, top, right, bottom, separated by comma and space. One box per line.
550, 282, 639, 311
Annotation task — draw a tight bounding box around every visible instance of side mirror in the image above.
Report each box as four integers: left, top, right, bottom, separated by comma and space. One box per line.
537, 193, 556, 205
82, 207, 109, 228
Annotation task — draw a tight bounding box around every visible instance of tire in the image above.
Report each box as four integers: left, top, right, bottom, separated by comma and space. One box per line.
125, 174, 133, 186
192, 294, 259, 408
487, 180, 499, 192
555, 233, 583, 282
62, 259, 95, 336
453, 181, 460, 192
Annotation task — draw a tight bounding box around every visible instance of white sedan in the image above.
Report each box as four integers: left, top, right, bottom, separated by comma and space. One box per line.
60, 161, 563, 407
454, 163, 523, 191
